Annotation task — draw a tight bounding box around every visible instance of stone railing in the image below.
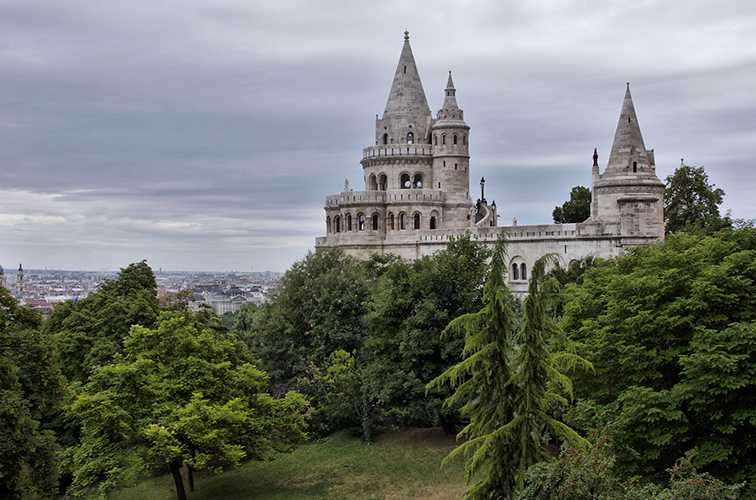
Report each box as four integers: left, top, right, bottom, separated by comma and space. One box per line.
325, 189, 445, 207
362, 144, 434, 160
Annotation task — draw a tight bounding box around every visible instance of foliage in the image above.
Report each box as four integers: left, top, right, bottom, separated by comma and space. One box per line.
0, 287, 64, 498
516, 436, 743, 499
46, 260, 159, 384
552, 186, 591, 224
562, 227, 756, 489
664, 163, 730, 234
428, 241, 590, 499
65, 311, 309, 499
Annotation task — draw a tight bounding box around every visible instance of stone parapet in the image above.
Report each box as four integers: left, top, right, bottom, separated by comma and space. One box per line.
325, 189, 445, 208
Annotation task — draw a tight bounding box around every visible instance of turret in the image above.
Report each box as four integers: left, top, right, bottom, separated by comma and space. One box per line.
591, 84, 665, 240
431, 71, 471, 227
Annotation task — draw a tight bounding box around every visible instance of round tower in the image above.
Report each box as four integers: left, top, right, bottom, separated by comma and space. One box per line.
431, 71, 471, 228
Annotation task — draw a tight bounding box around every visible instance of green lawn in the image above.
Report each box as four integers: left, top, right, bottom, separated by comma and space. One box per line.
113, 428, 466, 500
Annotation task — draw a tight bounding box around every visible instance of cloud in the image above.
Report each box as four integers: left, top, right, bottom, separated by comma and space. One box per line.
0, 0, 754, 270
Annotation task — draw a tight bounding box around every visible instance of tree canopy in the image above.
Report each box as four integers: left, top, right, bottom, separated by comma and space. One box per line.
664, 163, 730, 234
552, 186, 591, 224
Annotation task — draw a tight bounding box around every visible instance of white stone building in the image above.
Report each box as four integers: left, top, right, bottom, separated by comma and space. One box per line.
315, 32, 665, 294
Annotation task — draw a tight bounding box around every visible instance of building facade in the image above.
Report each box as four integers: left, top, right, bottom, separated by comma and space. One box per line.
315, 32, 665, 293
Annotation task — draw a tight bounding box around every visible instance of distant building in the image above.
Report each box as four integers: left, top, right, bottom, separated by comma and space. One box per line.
0, 265, 5, 289
316, 32, 665, 294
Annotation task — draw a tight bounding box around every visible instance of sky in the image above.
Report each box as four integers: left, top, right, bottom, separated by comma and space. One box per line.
1, 0, 755, 272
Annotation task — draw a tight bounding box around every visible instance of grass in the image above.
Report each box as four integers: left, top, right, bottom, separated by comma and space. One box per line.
112, 428, 466, 500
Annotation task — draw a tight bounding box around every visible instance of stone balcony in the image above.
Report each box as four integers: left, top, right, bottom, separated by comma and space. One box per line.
325, 189, 445, 208
362, 144, 434, 161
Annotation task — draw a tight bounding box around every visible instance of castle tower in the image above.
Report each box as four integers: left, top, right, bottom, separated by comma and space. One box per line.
431, 71, 472, 228
592, 84, 665, 240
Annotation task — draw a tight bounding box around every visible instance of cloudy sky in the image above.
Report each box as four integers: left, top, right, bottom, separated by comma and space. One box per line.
1, 1, 754, 271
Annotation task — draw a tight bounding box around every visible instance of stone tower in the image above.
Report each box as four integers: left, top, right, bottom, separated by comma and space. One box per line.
431, 71, 472, 228
591, 84, 665, 241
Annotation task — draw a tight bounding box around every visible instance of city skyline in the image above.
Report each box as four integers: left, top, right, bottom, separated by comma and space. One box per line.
1, 1, 755, 271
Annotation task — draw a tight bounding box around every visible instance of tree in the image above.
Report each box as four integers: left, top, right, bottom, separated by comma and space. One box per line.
664, 163, 730, 234
66, 311, 309, 499
428, 242, 589, 499
563, 227, 756, 490
552, 186, 591, 224
0, 287, 64, 498
46, 260, 159, 384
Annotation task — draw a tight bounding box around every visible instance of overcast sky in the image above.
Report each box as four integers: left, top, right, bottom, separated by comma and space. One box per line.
1, 0, 754, 271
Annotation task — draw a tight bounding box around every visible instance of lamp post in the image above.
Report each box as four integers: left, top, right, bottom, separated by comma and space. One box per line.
480, 177, 486, 202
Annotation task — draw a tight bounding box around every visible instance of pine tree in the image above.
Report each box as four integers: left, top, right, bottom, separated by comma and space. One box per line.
428, 243, 591, 499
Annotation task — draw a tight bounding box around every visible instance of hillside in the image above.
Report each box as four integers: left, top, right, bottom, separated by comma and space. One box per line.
113, 428, 465, 500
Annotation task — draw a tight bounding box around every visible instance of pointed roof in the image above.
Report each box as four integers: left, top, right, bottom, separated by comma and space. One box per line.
442, 70, 459, 110
607, 83, 649, 171
382, 31, 431, 121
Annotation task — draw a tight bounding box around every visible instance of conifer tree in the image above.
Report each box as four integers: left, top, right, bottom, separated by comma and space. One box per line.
428, 243, 590, 499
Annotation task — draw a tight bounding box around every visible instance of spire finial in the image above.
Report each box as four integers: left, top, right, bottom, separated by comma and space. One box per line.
404, 30, 409, 41
626, 81, 630, 91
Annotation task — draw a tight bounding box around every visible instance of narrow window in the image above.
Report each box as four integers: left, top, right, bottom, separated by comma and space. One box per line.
358, 213, 365, 231
521, 263, 527, 281
412, 174, 423, 189
453, 134, 458, 145
407, 131, 414, 144
633, 161, 638, 172
346, 214, 352, 231
442, 134, 446, 145
512, 263, 519, 281
443, 160, 446, 167
326, 216, 331, 234
463, 135, 467, 145
434, 135, 437, 145
399, 213, 405, 230
335, 215, 341, 233
382, 133, 388, 145
454, 163, 458, 170
413, 213, 421, 229
403, 65, 407, 74
430, 216, 437, 229
437, 182, 441, 188
372, 213, 379, 231
400, 173, 411, 189
389, 213, 395, 230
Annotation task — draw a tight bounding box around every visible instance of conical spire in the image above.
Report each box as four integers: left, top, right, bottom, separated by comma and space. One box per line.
442, 70, 459, 110
382, 31, 431, 121
435, 70, 465, 123
606, 83, 650, 173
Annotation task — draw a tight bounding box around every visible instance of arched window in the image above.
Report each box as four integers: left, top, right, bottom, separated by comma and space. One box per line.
434, 135, 437, 145
372, 213, 379, 231
378, 173, 387, 191
346, 213, 352, 231
334, 215, 341, 233
388, 212, 395, 230
442, 134, 446, 145
521, 263, 527, 281
326, 216, 331, 233
430, 215, 437, 229
512, 263, 519, 280
399, 213, 406, 230
406, 131, 414, 144
413, 212, 421, 229
382, 133, 388, 145
368, 173, 377, 190
633, 161, 638, 172
357, 213, 365, 231
412, 173, 423, 188
453, 134, 458, 145
400, 173, 411, 189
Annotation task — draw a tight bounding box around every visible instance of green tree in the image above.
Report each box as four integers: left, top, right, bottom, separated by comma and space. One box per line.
66, 311, 309, 499
46, 260, 159, 384
552, 186, 591, 224
664, 163, 730, 234
563, 227, 756, 489
0, 287, 64, 498
428, 242, 589, 499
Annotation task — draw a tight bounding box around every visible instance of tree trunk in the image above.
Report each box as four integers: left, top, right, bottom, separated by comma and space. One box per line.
170, 462, 188, 500
187, 464, 195, 492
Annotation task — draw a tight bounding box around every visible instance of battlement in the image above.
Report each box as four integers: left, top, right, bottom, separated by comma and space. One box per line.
325, 189, 445, 208
362, 144, 434, 161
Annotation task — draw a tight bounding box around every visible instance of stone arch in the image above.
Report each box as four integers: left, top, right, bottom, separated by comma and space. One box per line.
412, 173, 423, 189
413, 211, 421, 230
326, 216, 331, 234
371, 212, 379, 231
388, 212, 395, 231
399, 212, 406, 230
400, 172, 411, 189
368, 173, 378, 190
429, 210, 439, 230
357, 212, 366, 231
346, 213, 353, 232
510, 256, 527, 282
378, 173, 387, 191
406, 131, 414, 144
334, 215, 341, 233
